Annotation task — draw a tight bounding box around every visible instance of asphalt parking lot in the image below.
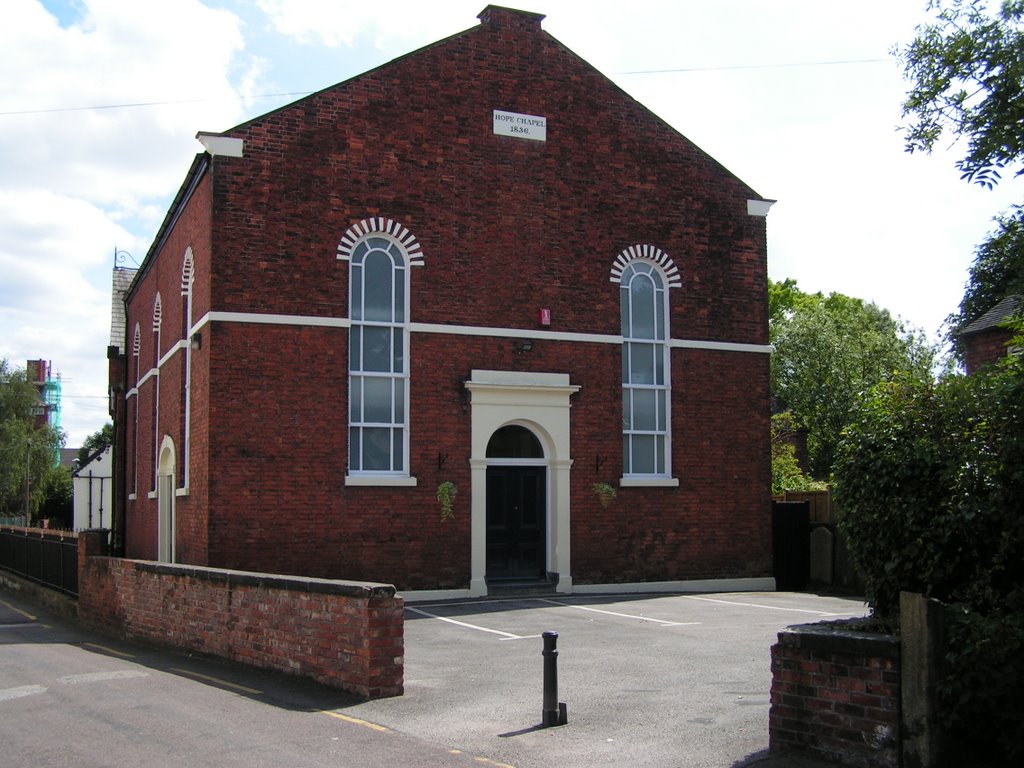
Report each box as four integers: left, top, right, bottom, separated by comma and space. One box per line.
351, 591, 868, 768
1, 587, 864, 767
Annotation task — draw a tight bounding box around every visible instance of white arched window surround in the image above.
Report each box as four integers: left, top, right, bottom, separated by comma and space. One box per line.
339, 220, 422, 485
615, 249, 679, 485
180, 247, 194, 491
130, 322, 141, 499
150, 293, 162, 495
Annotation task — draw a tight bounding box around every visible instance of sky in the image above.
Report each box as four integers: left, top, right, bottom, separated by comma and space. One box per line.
1, 0, 1021, 447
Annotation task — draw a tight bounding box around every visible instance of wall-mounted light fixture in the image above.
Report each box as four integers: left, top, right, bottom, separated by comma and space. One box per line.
517, 339, 534, 353
191, 332, 202, 351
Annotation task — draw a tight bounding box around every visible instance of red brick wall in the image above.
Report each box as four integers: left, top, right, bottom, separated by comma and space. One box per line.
195, 326, 770, 587
78, 531, 402, 698
121, 7, 771, 589
124, 169, 213, 564
963, 328, 1013, 374
770, 623, 900, 768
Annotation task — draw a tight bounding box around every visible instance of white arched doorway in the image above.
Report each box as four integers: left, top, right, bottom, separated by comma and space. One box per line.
485, 424, 548, 581
157, 435, 176, 563
465, 370, 579, 596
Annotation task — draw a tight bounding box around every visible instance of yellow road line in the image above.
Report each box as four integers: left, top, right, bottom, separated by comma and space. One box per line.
0, 599, 36, 621
83, 642, 135, 658
323, 716, 516, 767
169, 668, 263, 695
472, 756, 517, 767
321, 711, 391, 732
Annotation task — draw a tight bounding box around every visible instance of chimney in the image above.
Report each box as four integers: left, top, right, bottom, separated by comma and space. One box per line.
477, 5, 546, 32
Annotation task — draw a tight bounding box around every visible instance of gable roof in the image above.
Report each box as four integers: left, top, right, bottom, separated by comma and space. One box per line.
73, 444, 112, 476
208, 4, 763, 198
130, 5, 767, 298
960, 294, 1022, 336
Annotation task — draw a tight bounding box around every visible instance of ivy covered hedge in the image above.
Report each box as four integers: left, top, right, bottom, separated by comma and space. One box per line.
832, 349, 1024, 762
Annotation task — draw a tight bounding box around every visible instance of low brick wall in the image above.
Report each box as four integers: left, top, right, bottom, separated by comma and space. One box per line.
770, 621, 900, 768
77, 530, 403, 698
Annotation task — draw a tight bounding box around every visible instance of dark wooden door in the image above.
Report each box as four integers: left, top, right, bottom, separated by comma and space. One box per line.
772, 500, 810, 591
486, 466, 546, 580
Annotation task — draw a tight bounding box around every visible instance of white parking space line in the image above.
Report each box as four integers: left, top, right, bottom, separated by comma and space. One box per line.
0, 685, 47, 702
58, 670, 150, 685
684, 595, 859, 616
406, 606, 526, 639
537, 598, 701, 627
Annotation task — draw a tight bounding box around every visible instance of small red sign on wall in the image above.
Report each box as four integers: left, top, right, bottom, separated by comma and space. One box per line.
539, 308, 551, 326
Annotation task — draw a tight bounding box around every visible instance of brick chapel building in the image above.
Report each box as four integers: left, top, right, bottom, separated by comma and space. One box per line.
110, 6, 776, 598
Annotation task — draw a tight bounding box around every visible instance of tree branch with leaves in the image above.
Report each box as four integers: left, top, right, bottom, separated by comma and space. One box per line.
897, 0, 1024, 187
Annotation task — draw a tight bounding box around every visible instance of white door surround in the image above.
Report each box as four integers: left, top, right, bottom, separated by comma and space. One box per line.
465, 370, 579, 596
157, 435, 176, 563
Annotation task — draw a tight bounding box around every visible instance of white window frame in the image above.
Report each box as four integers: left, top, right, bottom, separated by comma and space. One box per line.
620, 260, 673, 481
180, 247, 194, 493
346, 233, 412, 481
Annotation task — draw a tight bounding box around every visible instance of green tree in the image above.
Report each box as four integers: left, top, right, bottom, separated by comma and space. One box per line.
770, 411, 822, 494
767, 277, 816, 335
38, 465, 73, 527
770, 281, 938, 478
77, 422, 114, 465
947, 205, 1024, 351
0, 359, 64, 521
833, 347, 1024, 762
897, 0, 1024, 187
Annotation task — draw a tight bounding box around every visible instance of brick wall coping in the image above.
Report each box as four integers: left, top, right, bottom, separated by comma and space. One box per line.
114, 558, 397, 598
778, 620, 899, 658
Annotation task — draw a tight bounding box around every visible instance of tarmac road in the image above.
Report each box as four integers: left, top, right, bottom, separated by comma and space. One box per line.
0, 593, 485, 768
0, 587, 864, 767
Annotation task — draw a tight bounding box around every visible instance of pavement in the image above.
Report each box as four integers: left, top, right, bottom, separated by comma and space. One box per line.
1, 582, 863, 767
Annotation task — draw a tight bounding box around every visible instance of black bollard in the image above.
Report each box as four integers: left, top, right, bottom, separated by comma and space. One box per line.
541, 631, 568, 727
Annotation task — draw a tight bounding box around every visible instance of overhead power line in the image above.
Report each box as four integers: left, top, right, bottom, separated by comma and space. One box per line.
0, 91, 313, 117
0, 58, 889, 117
617, 57, 888, 75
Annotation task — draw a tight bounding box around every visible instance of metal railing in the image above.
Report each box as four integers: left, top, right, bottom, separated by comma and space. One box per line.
0, 526, 80, 597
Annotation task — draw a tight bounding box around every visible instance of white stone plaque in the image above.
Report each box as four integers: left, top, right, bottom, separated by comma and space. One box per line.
493, 110, 547, 141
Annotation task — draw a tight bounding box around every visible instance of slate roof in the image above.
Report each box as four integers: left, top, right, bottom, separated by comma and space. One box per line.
110, 267, 138, 352
960, 294, 1022, 335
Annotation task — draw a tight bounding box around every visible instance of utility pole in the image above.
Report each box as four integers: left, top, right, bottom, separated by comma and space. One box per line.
24, 440, 30, 524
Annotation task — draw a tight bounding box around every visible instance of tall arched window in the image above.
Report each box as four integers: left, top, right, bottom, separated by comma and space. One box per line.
348, 235, 409, 474
180, 248, 194, 490
131, 322, 141, 498
151, 293, 162, 493
620, 261, 670, 477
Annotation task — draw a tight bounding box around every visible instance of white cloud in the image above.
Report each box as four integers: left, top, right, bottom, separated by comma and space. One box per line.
1, 0, 253, 444
1, 0, 248, 209
255, 0, 482, 50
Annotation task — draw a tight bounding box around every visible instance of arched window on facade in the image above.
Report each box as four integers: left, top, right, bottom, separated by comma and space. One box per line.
347, 235, 410, 474
179, 249, 194, 489
151, 292, 162, 492
131, 322, 141, 498
620, 261, 671, 477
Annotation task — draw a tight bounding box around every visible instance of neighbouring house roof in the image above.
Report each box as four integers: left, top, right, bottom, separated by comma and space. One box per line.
110, 267, 137, 353
73, 444, 112, 477
959, 295, 1022, 336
